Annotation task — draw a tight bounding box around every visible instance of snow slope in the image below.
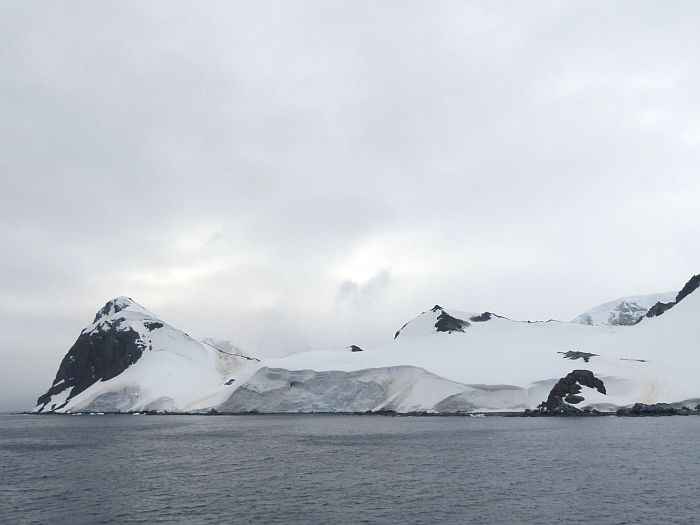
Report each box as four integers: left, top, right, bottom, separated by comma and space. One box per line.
35, 297, 257, 413
36, 275, 700, 414
572, 292, 676, 326
250, 291, 700, 412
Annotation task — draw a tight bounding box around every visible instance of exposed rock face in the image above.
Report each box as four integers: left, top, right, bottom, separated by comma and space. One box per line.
645, 301, 675, 319
558, 351, 598, 363
93, 298, 132, 323
616, 403, 681, 417
676, 274, 700, 303
348, 345, 363, 352
435, 310, 469, 333
645, 274, 700, 320
36, 317, 146, 412
532, 369, 606, 415
394, 305, 472, 338
470, 312, 492, 322
34, 297, 166, 413
394, 321, 409, 339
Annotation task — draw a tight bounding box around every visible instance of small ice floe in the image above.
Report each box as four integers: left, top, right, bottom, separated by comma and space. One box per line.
132, 412, 143, 415
469, 413, 486, 418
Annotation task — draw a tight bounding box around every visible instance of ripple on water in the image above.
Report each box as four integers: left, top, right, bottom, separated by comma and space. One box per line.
1, 414, 700, 524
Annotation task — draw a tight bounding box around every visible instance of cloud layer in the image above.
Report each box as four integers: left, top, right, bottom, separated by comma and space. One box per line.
2, 1, 700, 410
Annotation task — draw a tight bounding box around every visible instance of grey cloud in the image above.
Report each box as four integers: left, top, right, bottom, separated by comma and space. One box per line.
336, 271, 391, 308
2, 1, 700, 410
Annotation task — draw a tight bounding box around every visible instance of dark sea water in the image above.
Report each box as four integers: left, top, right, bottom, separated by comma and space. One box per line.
2, 414, 700, 525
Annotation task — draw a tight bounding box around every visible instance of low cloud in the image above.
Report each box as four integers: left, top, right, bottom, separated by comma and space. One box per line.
336, 271, 391, 308
2, 2, 700, 410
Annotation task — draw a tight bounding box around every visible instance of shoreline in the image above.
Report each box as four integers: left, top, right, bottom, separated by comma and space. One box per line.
17, 408, 700, 418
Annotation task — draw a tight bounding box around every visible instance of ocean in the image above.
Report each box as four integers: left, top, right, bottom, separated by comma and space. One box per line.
2, 414, 700, 524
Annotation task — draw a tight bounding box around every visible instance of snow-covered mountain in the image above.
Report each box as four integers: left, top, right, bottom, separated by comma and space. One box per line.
572, 292, 676, 326
36, 274, 700, 414
35, 297, 258, 413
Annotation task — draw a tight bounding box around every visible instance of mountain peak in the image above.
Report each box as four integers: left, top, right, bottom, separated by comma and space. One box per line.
573, 292, 676, 326
92, 297, 152, 324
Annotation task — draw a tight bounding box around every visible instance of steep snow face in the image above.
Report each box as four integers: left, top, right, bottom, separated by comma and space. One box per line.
223, 366, 547, 413
572, 292, 676, 326
220, 366, 470, 413
35, 297, 257, 413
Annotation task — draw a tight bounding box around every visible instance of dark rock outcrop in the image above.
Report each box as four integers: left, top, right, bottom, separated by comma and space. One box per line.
394, 321, 409, 339
470, 312, 492, 322
348, 345, 363, 352
645, 301, 675, 318
93, 298, 133, 323
435, 310, 469, 333
644, 274, 699, 320
395, 306, 471, 338
529, 369, 606, 416
616, 403, 681, 416
564, 394, 585, 404
36, 307, 148, 412
676, 274, 700, 303
558, 351, 598, 363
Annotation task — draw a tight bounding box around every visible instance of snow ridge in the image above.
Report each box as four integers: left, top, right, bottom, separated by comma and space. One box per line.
35, 273, 700, 414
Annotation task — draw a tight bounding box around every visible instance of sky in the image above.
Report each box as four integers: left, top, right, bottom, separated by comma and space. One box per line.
1, 1, 700, 411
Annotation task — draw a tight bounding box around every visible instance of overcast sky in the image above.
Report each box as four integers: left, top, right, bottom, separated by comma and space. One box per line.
2, 1, 699, 411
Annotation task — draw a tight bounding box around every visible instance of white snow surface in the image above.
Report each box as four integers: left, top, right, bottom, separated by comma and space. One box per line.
572, 292, 676, 326
41, 297, 258, 413
39, 288, 700, 414
256, 300, 700, 411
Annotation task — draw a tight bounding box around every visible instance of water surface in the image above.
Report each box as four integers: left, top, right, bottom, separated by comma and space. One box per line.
2, 414, 699, 524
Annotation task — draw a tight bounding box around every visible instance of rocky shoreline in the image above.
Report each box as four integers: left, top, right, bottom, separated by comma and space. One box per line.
21, 403, 700, 418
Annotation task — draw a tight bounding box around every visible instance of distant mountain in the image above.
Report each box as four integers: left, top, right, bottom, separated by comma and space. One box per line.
572, 292, 676, 326
36, 274, 700, 414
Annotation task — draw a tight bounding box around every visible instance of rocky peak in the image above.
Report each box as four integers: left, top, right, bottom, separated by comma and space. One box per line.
93, 296, 142, 323
36, 297, 158, 412
645, 274, 700, 320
